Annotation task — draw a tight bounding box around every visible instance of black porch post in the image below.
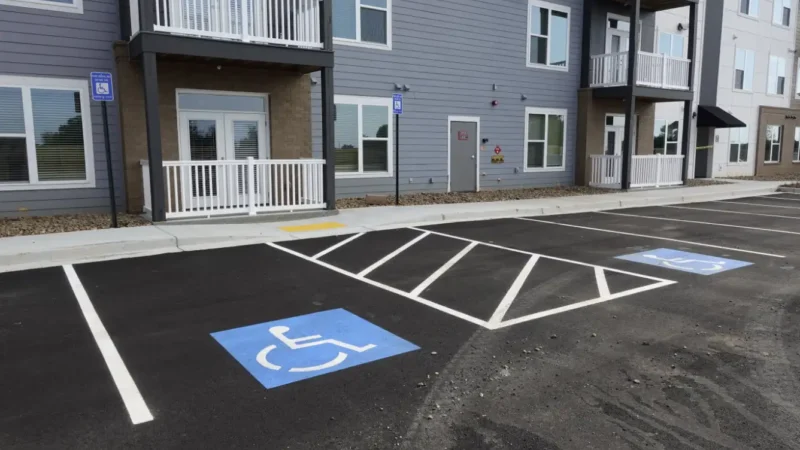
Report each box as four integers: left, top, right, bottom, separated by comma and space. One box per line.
142, 52, 165, 222
681, 2, 698, 183
621, 0, 640, 190
579, 0, 594, 89
320, 0, 335, 210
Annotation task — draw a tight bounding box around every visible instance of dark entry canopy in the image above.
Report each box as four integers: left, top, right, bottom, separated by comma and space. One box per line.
696, 106, 746, 128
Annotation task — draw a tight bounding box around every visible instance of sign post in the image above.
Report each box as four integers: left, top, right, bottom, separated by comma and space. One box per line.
392, 94, 403, 206
90, 72, 118, 228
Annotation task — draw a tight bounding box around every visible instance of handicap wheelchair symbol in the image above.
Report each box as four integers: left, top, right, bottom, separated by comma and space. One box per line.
256, 325, 376, 373
642, 254, 726, 272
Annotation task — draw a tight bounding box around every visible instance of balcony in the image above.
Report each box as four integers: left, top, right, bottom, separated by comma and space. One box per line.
589, 51, 691, 90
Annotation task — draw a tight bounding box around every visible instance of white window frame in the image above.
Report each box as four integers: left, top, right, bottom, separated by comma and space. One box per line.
768, 55, 787, 95
654, 119, 681, 155
0, 0, 82, 13
772, 0, 791, 27
523, 107, 567, 172
728, 127, 749, 164
333, 0, 392, 51
796, 58, 800, 98
333, 95, 393, 179
657, 32, 684, 58
733, 48, 755, 92
739, 0, 759, 18
765, 124, 782, 163
526, 0, 571, 71
0, 75, 95, 192
794, 127, 800, 162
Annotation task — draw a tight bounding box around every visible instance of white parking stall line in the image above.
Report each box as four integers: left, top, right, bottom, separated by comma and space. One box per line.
357, 231, 431, 277
410, 242, 478, 297
312, 232, 365, 260
598, 211, 800, 236
664, 205, 800, 220
410, 227, 675, 283
494, 280, 675, 329
487, 255, 539, 327
715, 200, 800, 210
595, 267, 610, 298
763, 194, 800, 201
63, 265, 154, 425
516, 218, 784, 258
267, 242, 490, 328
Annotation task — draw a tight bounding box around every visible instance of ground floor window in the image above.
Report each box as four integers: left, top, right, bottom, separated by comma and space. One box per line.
794, 127, 800, 162
524, 107, 566, 171
728, 127, 749, 163
765, 125, 782, 163
0, 76, 94, 191
334, 95, 392, 177
654, 119, 680, 155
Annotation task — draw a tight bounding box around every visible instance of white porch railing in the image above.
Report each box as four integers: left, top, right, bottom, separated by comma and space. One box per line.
590, 51, 690, 90
144, 0, 322, 48
141, 158, 326, 219
589, 154, 684, 189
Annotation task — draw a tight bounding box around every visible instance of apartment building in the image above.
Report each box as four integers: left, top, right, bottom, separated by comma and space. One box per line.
698, 0, 796, 178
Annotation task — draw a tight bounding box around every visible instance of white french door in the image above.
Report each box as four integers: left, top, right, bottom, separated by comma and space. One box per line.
178, 111, 269, 208
604, 115, 637, 185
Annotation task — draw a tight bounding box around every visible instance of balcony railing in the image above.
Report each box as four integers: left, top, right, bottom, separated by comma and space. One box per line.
141, 158, 326, 219
589, 154, 684, 189
135, 0, 323, 48
590, 51, 691, 90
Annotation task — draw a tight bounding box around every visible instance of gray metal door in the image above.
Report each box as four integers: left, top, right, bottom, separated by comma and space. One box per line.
450, 121, 477, 192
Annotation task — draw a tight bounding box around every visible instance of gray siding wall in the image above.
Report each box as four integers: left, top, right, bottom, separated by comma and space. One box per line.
311, 0, 583, 198
589, 2, 656, 56
0, 0, 124, 217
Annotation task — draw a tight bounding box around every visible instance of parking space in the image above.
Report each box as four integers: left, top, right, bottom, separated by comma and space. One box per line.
2, 194, 800, 449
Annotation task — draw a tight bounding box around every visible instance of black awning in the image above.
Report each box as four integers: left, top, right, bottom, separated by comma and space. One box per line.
696, 105, 746, 128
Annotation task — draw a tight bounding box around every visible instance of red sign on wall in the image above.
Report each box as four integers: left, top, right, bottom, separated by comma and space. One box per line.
458, 130, 469, 140
494, 145, 502, 155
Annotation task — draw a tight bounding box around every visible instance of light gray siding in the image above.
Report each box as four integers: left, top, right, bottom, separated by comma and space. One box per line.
312, 0, 583, 198
0, 0, 124, 217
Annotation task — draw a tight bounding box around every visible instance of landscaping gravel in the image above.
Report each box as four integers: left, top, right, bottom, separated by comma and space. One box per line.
685, 179, 731, 186
723, 174, 800, 181
0, 214, 150, 238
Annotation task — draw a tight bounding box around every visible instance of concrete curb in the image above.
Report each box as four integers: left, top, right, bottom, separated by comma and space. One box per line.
778, 187, 800, 194
0, 183, 779, 273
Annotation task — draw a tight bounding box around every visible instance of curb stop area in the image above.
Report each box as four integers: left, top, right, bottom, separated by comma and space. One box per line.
0, 180, 783, 274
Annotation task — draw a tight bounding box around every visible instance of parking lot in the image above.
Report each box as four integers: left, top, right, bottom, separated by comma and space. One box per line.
2, 193, 800, 449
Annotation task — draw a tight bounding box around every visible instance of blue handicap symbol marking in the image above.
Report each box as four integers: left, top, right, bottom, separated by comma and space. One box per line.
211, 309, 419, 389
616, 248, 752, 275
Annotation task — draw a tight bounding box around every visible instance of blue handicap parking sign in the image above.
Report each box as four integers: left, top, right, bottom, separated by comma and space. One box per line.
616, 248, 752, 275
211, 309, 419, 389
90, 72, 114, 102
392, 93, 403, 114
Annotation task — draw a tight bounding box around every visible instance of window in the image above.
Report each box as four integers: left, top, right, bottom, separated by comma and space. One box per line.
795, 127, 800, 162
796, 58, 800, 97
734, 48, 755, 91
524, 107, 566, 171
729, 127, 749, 163
332, 0, 390, 48
739, 0, 759, 17
654, 120, 680, 155
768, 55, 787, 95
658, 32, 684, 58
765, 125, 782, 163
527, 0, 571, 70
0, 76, 94, 191
0, 0, 82, 13
334, 95, 392, 177
773, 0, 791, 26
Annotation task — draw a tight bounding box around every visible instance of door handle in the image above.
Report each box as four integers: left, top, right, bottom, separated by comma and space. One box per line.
471, 155, 475, 159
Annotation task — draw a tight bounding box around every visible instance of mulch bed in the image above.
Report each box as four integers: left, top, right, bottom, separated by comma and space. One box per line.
0, 214, 151, 238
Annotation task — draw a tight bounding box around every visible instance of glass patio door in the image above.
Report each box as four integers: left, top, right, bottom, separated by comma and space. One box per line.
223, 113, 269, 206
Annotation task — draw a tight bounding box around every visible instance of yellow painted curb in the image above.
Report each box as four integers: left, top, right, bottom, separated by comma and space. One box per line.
280, 222, 346, 232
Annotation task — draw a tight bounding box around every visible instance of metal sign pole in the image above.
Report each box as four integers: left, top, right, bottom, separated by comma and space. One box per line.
395, 113, 400, 206
101, 101, 118, 228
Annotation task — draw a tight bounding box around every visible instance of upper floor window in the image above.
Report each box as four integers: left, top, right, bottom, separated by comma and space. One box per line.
657, 32, 684, 58
739, 0, 759, 17
0, 76, 95, 191
654, 120, 680, 155
524, 107, 567, 171
765, 125, 782, 163
768, 55, 787, 95
0, 0, 82, 13
729, 127, 749, 163
734, 48, 755, 91
333, 0, 390, 48
334, 95, 392, 178
527, 0, 570, 70
773, 0, 791, 26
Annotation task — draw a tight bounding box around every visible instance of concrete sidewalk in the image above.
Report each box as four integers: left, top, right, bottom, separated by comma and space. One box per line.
0, 180, 782, 273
